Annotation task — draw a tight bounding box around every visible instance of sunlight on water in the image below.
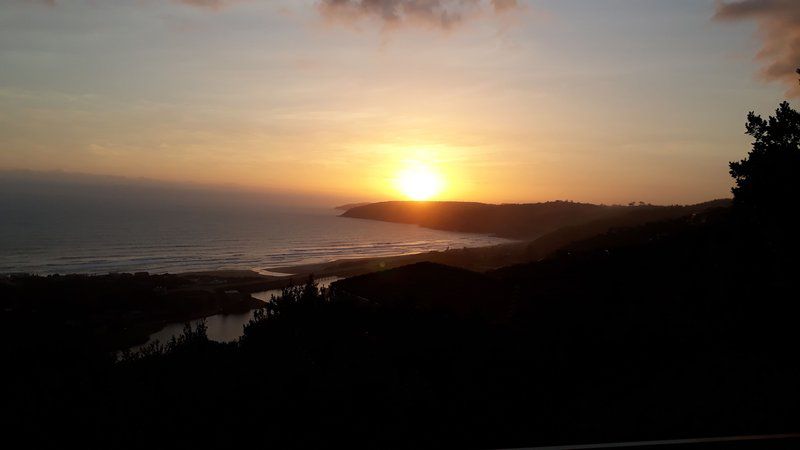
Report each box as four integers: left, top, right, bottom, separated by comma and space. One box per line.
0, 208, 511, 275
131, 276, 342, 352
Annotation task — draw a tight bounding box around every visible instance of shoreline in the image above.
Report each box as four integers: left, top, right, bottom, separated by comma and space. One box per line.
3, 239, 526, 354
123, 243, 530, 350
262, 240, 533, 279
10, 200, 733, 353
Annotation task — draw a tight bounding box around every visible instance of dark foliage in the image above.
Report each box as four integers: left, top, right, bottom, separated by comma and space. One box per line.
0, 271, 267, 350
730, 102, 800, 230
4, 204, 798, 448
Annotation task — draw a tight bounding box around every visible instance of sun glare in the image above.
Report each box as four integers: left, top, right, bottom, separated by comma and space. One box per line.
396, 164, 443, 201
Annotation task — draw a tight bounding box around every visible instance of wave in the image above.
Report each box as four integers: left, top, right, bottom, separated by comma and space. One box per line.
0, 209, 512, 275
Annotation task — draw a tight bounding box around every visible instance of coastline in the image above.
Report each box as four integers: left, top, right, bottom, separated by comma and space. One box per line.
9, 199, 733, 352
262, 240, 532, 279
123, 242, 523, 348
2, 234, 518, 353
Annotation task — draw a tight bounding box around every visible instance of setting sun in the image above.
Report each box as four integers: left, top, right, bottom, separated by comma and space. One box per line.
395, 164, 444, 201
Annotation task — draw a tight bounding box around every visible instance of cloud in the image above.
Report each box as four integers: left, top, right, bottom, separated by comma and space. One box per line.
714, 0, 800, 97
22, 0, 240, 10
174, 0, 240, 10
24, 0, 57, 6
491, 0, 518, 13
318, 0, 520, 30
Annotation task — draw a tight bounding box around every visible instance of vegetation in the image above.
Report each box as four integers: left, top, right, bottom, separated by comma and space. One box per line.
730, 101, 800, 215
730, 101, 800, 256
0, 271, 269, 350
341, 199, 728, 239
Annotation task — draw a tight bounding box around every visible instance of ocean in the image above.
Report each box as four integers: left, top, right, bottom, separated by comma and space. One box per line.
0, 205, 510, 275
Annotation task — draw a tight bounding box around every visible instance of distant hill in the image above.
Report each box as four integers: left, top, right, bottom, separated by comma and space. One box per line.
341, 199, 731, 239
273, 199, 731, 277
516, 198, 731, 259
333, 202, 372, 211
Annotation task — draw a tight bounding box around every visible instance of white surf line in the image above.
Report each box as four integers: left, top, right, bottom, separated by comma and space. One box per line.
506, 433, 800, 450
253, 269, 295, 277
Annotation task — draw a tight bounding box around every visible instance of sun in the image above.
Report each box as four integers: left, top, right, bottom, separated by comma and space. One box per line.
395, 164, 444, 201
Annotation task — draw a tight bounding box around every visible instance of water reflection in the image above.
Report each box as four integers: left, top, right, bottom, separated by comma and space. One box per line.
139, 311, 258, 349
133, 276, 341, 351
251, 276, 340, 302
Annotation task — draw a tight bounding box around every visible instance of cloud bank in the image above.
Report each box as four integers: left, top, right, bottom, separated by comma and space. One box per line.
318, 0, 520, 30
24, 0, 240, 10
175, 0, 240, 10
715, 0, 800, 97
25, 0, 519, 28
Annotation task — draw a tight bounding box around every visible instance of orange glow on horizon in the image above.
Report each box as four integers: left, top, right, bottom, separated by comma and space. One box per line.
395, 162, 445, 201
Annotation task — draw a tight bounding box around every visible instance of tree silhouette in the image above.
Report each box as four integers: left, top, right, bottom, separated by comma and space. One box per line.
729, 101, 800, 230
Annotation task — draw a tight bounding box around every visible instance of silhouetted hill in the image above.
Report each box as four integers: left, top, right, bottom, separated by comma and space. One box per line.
334, 202, 371, 211
0, 271, 271, 350
332, 262, 510, 320
3, 199, 798, 448
517, 198, 731, 260
341, 199, 730, 239
271, 199, 731, 277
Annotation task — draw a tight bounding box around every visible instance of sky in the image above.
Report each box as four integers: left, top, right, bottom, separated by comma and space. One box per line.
0, 0, 797, 205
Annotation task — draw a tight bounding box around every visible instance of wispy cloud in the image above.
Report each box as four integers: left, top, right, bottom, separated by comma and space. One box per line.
22, 0, 241, 10
318, 0, 520, 30
174, 0, 241, 10
25, 0, 57, 6
714, 0, 800, 97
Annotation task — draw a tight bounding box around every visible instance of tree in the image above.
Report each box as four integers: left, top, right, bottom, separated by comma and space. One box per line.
730, 67, 800, 210
730, 102, 800, 248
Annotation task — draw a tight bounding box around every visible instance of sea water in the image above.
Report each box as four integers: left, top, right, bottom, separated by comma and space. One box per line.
0, 204, 510, 275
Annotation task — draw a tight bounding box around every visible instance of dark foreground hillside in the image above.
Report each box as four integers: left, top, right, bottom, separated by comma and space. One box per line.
0, 271, 272, 350
2, 204, 798, 448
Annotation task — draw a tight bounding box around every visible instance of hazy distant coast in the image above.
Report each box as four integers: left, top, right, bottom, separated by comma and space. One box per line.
341, 200, 610, 239
1, 198, 733, 352
273, 198, 731, 278
339, 199, 731, 239
0, 174, 509, 275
